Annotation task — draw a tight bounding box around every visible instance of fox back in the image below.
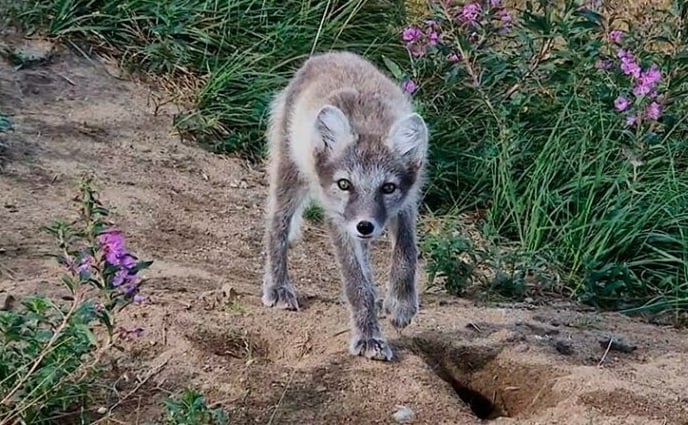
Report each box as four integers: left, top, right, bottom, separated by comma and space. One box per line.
268, 51, 429, 240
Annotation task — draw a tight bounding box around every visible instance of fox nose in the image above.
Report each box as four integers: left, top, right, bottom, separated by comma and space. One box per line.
356, 220, 375, 236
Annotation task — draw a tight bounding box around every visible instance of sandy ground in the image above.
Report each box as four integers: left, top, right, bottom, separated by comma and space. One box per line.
1, 37, 688, 425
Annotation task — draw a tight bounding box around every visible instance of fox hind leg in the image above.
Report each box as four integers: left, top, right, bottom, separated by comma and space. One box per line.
287, 195, 310, 246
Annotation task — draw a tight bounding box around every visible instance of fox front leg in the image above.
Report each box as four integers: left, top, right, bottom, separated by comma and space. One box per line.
384, 205, 419, 330
261, 162, 307, 311
328, 222, 394, 361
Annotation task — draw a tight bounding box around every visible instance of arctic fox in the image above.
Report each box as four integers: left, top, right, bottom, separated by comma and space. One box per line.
261, 51, 429, 361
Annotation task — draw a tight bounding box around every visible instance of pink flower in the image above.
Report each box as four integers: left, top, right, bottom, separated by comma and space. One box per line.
112, 268, 138, 287
98, 230, 125, 252
401, 80, 418, 94
498, 9, 513, 32
428, 31, 440, 46
460, 3, 482, 23
645, 102, 662, 120
489, 0, 503, 8
625, 115, 637, 127
409, 43, 428, 58
633, 65, 662, 97
608, 30, 624, 44
402, 27, 423, 42
448, 52, 461, 63
620, 57, 641, 79
76, 254, 93, 277
640, 64, 661, 87
633, 83, 651, 97
122, 281, 140, 297
614, 96, 629, 112
617, 49, 641, 78
99, 230, 128, 266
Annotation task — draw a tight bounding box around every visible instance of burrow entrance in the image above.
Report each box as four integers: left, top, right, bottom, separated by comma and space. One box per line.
410, 337, 563, 420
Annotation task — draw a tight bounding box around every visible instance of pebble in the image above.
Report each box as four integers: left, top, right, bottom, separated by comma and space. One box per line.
392, 405, 415, 423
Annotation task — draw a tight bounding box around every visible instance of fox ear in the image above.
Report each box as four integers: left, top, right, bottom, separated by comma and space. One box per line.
314, 105, 354, 151
390, 113, 428, 166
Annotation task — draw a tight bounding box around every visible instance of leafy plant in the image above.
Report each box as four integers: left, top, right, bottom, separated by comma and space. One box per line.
153, 388, 228, 425
0, 176, 153, 424
421, 216, 557, 301
422, 222, 477, 296
400, 0, 688, 313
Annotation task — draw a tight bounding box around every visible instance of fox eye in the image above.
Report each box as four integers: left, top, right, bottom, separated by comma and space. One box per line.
337, 178, 352, 191
381, 182, 397, 194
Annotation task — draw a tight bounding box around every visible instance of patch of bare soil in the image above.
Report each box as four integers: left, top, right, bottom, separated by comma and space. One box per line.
1, 36, 687, 425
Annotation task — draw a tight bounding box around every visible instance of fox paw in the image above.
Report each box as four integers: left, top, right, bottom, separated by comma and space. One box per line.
262, 285, 299, 311
350, 336, 394, 361
383, 295, 418, 330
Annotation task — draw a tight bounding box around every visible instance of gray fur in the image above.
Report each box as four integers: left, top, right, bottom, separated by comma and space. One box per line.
261, 51, 429, 361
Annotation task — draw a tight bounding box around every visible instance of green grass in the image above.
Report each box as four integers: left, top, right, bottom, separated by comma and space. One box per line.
6, 0, 409, 158
404, 0, 688, 316
489, 101, 688, 313
0, 111, 10, 159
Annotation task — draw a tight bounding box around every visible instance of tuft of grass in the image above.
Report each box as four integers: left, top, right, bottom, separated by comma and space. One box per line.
151, 388, 228, 425
0, 111, 10, 160
304, 203, 324, 224
5, 0, 410, 158
0, 112, 11, 133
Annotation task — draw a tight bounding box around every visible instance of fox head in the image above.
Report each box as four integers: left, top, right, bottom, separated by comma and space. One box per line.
312, 104, 429, 241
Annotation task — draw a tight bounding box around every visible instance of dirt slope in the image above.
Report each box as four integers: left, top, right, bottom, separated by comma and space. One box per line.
1, 38, 687, 425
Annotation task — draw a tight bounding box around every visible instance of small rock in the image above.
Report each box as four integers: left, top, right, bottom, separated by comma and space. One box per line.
221, 283, 239, 301
96, 407, 107, 415
392, 405, 415, 423
0, 293, 15, 311
554, 339, 574, 355
599, 336, 637, 354
3, 39, 55, 69
514, 343, 530, 353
